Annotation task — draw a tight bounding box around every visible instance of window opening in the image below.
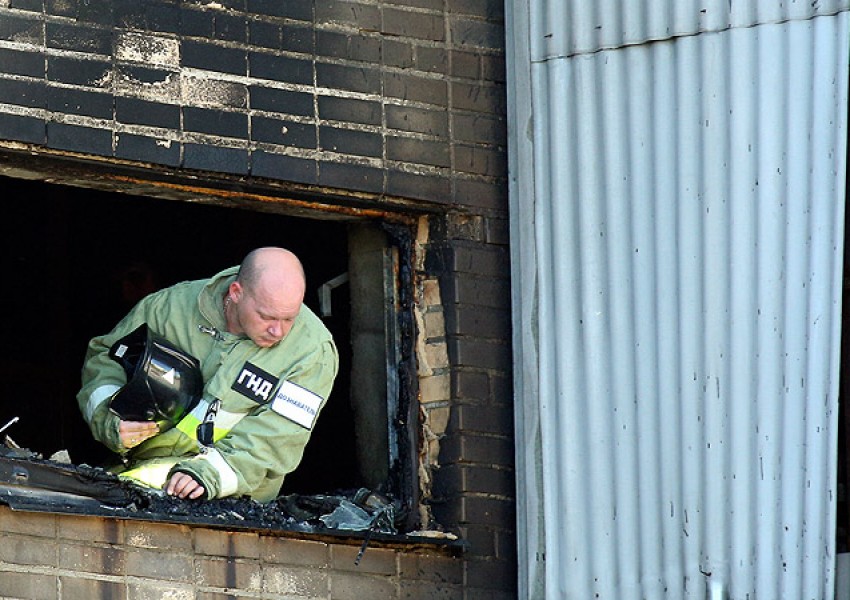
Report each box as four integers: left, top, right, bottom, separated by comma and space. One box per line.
0, 174, 417, 530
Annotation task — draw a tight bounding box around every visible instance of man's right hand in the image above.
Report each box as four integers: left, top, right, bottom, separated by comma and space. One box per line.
119, 420, 160, 448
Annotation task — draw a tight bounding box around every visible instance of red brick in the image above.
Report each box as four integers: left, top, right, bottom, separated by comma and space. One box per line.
0, 505, 57, 538
0, 570, 57, 599
398, 553, 463, 584
260, 535, 329, 567
0, 533, 58, 567
59, 543, 126, 575
58, 515, 122, 545
263, 564, 329, 596
195, 556, 261, 590
329, 571, 398, 600
124, 520, 193, 551
60, 577, 125, 599
331, 543, 397, 575
125, 549, 193, 582
195, 528, 261, 559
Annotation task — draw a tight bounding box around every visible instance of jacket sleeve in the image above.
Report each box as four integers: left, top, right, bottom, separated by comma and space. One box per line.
170, 337, 339, 501
76, 293, 165, 453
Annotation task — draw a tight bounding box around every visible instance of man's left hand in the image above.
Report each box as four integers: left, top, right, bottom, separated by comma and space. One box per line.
166, 472, 206, 500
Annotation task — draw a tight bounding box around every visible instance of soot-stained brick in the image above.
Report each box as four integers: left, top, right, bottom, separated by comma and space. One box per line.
76, 0, 114, 26
0, 15, 43, 45
319, 126, 382, 158
451, 112, 506, 145
281, 24, 315, 53
383, 8, 445, 41
249, 52, 312, 86
445, 304, 510, 340
182, 40, 247, 76
47, 55, 110, 86
248, 19, 280, 49
451, 81, 506, 114
184, 143, 249, 175
46, 0, 75, 17
384, 72, 448, 105
46, 22, 112, 55
386, 105, 448, 137
0, 78, 45, 108
455, 178, 508, 210
450, 17, 505, 50
416, 46, 448, 74
450, 50, 480, 79
318, 160, 383, 195
116, 97, 180, 129
448, 337, 511, 371
0, 48, 45, 78
252, 150, 318, 184
316, 31, 381, 63
250, 86, 314, 117
481, 53, 506, 82
252, 115, 317, 149
48, 87, 113, 119
448, 0, 505, 19
400, 0, 444, 9
47, 122, 112, 156
113, 0, 147, 29
181, 6, 215, 38
438, 432, 514, 469
0, 112, 46, 145
387, 169, 451, 203
184, 107, 249, 139
116, 133, 180, 167
318, 96, 381, 126
146, 1, 181, 34
448, 404, 514, 438
214, 12, 248, 44
382, 39, 414, 69
454, 144, 507, 178
315, 1, 381, 30
316, 63, 381, 95
9, 0, 43, 12
387, 136, 450, 168
248, 0, 313, 22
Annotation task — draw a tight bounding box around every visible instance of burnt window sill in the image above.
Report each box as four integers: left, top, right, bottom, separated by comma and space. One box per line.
0, 450, 463, 556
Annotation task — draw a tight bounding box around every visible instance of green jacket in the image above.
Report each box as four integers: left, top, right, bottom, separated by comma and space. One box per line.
77, 266, 338, 502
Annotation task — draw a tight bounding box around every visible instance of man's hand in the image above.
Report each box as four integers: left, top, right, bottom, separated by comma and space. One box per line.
166, 471, 206, 500
119, 420, 159, 448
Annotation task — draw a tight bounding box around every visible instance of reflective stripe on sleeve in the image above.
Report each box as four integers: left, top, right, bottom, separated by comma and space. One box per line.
86, 384, 121, 422
175, 398, 247, 442
200, 448, 239, 497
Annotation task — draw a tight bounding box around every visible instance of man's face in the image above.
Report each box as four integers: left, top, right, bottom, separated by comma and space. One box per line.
233, 281, 301, 348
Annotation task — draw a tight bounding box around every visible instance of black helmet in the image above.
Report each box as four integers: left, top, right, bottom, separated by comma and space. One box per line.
108, 324, 203, 425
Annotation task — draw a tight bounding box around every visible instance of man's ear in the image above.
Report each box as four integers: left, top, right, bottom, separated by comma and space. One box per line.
229, 281, 243, 302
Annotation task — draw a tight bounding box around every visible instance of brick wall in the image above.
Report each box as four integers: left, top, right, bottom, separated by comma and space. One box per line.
0, 0, 514, 596
0, 506, 464, 599
0, 0, 506, 209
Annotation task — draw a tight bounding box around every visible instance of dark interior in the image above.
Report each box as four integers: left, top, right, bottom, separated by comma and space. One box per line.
0, 175, 364, 495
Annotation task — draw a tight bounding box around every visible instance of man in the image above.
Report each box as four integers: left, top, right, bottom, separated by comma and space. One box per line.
77, 247, 338, 502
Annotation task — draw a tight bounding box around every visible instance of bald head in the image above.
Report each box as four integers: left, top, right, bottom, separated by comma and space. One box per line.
227, 247, 306, 347
237, 247, 306, 299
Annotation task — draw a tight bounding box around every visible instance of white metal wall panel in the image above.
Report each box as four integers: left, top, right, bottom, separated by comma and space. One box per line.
507, 3, 850, 599
533, 0, 850, 59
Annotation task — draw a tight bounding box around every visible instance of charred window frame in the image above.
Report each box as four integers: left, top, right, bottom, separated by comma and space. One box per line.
0, 153, 421, 532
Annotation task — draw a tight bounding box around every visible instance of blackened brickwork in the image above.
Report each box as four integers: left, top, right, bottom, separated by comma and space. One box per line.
0, 0, 507, 211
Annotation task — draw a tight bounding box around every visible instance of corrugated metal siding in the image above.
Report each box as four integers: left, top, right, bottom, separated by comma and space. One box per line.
534, 0, 850, 59
507, 3, 850, 599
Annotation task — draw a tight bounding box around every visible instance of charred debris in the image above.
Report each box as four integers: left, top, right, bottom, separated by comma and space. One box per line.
0, 445, 460, 557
